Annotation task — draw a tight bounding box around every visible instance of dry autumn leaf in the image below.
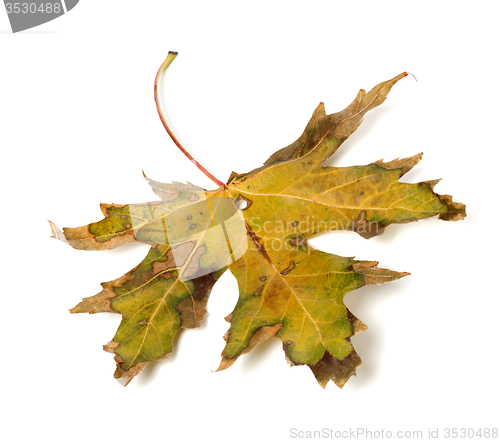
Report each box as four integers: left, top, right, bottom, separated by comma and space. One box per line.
50, 52, 465, 388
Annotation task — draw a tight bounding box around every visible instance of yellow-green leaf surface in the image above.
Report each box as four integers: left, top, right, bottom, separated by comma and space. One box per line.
51, 71, 465, 388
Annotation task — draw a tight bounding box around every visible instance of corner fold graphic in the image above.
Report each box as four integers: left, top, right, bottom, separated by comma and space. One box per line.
4, 0, 79, 33
64, 0, 79, 12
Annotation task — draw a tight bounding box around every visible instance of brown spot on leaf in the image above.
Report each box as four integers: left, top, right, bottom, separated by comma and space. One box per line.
137, 320, 148, 326
190, 224, 197, 229
281, 261, 295, 275
292, 221, 299, 227
254, 286, 264, 296
259, 276, 267, 282
353, 210, 386, 239
152, 259, 171, 275
189, 194, 199, 202
187, 215, 192, 220
290, 236, 306, 247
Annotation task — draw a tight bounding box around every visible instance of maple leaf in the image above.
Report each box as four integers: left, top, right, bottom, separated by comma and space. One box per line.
50, 52, 465, 388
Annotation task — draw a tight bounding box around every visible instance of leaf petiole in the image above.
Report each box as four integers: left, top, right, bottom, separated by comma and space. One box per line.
154, 52, 226, 188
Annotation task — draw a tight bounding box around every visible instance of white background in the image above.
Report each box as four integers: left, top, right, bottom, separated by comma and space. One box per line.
1, 1, 499, 441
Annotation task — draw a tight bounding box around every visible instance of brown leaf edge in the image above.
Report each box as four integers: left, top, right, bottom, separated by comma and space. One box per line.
103, 341, 171, 386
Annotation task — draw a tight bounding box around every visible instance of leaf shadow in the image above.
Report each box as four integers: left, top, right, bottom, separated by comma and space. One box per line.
369, 216, 441, 247
344, 270, 410, 389
238, 336, 283, 375
134, 309, 216, 387
134, 327, 187, 387
309, 224, 421, 389
101, 242, 149, 258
